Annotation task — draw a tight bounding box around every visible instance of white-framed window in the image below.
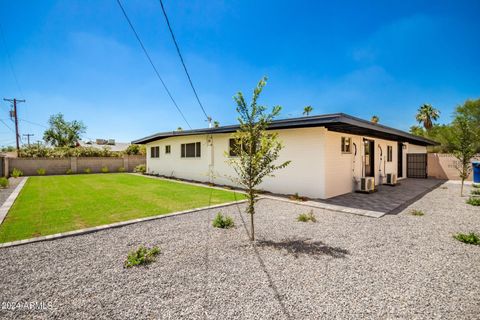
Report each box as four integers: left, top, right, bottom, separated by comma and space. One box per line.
387, 145, 393, 162
150, 146, 160, 158
165, 145, 171, 154
341, 137, 352, 153
181, 142, 201, 158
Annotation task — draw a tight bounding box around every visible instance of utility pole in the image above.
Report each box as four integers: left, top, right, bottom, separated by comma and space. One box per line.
23, 133, 34, 147
3, 98, 26, 157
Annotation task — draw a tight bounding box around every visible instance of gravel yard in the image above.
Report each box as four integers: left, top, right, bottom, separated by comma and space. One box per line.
0, 182, 479, 319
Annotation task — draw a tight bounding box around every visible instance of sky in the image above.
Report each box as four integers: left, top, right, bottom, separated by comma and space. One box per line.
0, 0, 479, 145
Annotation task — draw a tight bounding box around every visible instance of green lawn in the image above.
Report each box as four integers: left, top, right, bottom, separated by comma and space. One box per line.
0, 174, 242, 243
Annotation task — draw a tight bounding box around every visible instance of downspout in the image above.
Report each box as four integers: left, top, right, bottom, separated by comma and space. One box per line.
378, 145, 383, 183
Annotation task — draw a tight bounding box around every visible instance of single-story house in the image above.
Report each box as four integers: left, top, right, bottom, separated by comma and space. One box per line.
132, 113, 437, 199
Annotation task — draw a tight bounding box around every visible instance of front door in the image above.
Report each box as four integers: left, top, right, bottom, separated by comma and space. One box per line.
397, 142, 403, 178
364, 139, 375, 177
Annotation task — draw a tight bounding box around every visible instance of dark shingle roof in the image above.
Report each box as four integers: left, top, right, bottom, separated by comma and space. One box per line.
132, 113, 437, 146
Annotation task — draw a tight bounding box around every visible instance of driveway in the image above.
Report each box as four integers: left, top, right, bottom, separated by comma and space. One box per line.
320, 178, 444, 214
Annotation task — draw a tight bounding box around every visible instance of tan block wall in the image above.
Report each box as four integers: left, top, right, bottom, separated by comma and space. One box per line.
9, 158, 71, 176
428, 153, 479, 180
6, 155, 146, 176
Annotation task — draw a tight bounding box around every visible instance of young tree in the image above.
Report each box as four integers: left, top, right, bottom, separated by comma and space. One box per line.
43, 113, 86, 147
455, 98, 480, 152
227, 77, 290, 241
416, 103, 440, 130
451, 114, 478, 196
303, 105, 313, 116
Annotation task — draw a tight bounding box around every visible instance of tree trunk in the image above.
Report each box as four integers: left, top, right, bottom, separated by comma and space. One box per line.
250, 211, 255, 241
461, 178, 464, 197
248, 193, 255, 241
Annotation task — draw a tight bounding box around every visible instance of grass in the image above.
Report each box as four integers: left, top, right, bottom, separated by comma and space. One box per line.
410, 209, 425, 216
124, 245, 160, 268
466, 197, 480, 206
453, 232, 480, 245
212, 212, 234, 229
297, 210, 316, 222
0, 174, 243, 243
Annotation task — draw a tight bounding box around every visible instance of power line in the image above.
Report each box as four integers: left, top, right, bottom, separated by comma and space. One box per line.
116, 0, 192, 129
0, 22, 24, 99
158, 0, 210, 124
0, 119, 15, 133
19, 118, 48, 128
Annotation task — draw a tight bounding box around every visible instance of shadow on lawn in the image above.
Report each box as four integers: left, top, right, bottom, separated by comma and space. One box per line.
256, 238, 349, 259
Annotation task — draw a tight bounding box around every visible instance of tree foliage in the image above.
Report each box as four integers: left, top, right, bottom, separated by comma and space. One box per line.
43, 113, 86, 147
227, 77, 290, 241
303, 105, 313, 116
416, 103, 440, 130
124, 144, 146, 155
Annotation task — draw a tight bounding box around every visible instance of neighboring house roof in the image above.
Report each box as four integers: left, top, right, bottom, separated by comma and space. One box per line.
132, 113, 438, 146
78, 141, 131, 152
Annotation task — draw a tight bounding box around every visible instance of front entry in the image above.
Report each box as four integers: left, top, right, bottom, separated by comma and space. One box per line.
397, 142, 404, 178
364, 139, 375, 177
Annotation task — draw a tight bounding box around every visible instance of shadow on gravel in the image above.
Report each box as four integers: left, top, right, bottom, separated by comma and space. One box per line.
256, 238, 349, 259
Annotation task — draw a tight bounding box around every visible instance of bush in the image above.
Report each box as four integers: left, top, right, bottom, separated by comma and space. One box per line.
212, 213, 235, 229
66, 168, 73, 174
134, 164, 146, 174
473, 183, 480, 189
410, 209, 425, 216
124, 144, 146, 155
471, 189, 480, 195
124, 246, 160, 268
453, 232, 480, 245
84, 168, 91, 174
118, 166, 126, 172
0, 177, 9, 188
289, 192, 308, 201
101, 166, 109, 173
37, 168, 46, 175
11, 168, 23, 178
467, 197, 480, 206
297, 210, 316, 222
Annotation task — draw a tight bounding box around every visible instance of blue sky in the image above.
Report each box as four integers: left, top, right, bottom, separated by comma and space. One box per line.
0, 0, 479, 145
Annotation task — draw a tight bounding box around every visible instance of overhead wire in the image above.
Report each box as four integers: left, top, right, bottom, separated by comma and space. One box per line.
0, 21, 24, 99
116, 0, 192, 129
158, 0, 210, 123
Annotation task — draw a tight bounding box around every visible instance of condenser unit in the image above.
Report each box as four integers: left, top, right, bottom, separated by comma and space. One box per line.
385, 173, 397, 185
359, 177, 375, 192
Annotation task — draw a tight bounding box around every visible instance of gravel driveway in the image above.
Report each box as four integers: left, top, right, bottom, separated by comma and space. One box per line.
0, 182, 479, 319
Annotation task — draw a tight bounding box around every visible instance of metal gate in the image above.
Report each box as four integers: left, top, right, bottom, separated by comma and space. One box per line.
407, 153, 427, 178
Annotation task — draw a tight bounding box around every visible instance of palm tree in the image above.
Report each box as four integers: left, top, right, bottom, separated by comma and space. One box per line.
371, 115, 379, 123
416, 104, 440, 130
213, 121, 220, 128
303, 105, 313, 116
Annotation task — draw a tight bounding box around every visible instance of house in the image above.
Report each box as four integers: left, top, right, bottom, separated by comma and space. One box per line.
132, 113, 436, 199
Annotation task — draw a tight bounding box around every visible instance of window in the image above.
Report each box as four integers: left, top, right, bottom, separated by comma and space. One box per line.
341, 137, 352, 153
387, 145, 393, 162
150, 146, 159, 158
181, 142, 201, 158
165, 145, 171, 154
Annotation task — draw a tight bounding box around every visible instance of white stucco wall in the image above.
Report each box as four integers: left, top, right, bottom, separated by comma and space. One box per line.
145, 128, 428, 199
324, 131, 400, 198
146, 127, 327, 199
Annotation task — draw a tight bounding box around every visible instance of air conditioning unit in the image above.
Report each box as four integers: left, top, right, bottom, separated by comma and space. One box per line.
385, 173, 397, 185
359, 177, 375, 192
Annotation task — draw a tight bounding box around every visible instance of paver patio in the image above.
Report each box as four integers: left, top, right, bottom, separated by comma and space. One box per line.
320, 178, 444, 214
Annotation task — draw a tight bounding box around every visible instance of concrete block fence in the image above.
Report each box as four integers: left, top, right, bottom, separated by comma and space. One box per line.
428, 153, 479, 181
3, 155, 145, 176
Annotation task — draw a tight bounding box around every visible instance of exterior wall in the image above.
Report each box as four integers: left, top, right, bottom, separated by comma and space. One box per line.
146, 127, 327, 198
324, 131, 399, 198
428, 153, 479, 181
6, 155, 145, 176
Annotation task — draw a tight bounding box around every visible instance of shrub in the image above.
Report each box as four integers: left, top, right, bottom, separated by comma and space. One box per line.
66, 168, 73, 174
124, 246, 160, 268
84, 168, 91, 174
0, 177, 9, 188
471, 189, 480, 195
467, 197, 480, 206
473, 183, 480, 189
118, 166, 126, 172
212, 213, 235, 229
289, 192, 308, 201
453, 232, 480, 245
11, 168, 23, 178
37, 168, 46, 175
134, 164, 146, 174
410, 209, 425, 216
101, 166, 109, 173
297, 210, 316, 222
